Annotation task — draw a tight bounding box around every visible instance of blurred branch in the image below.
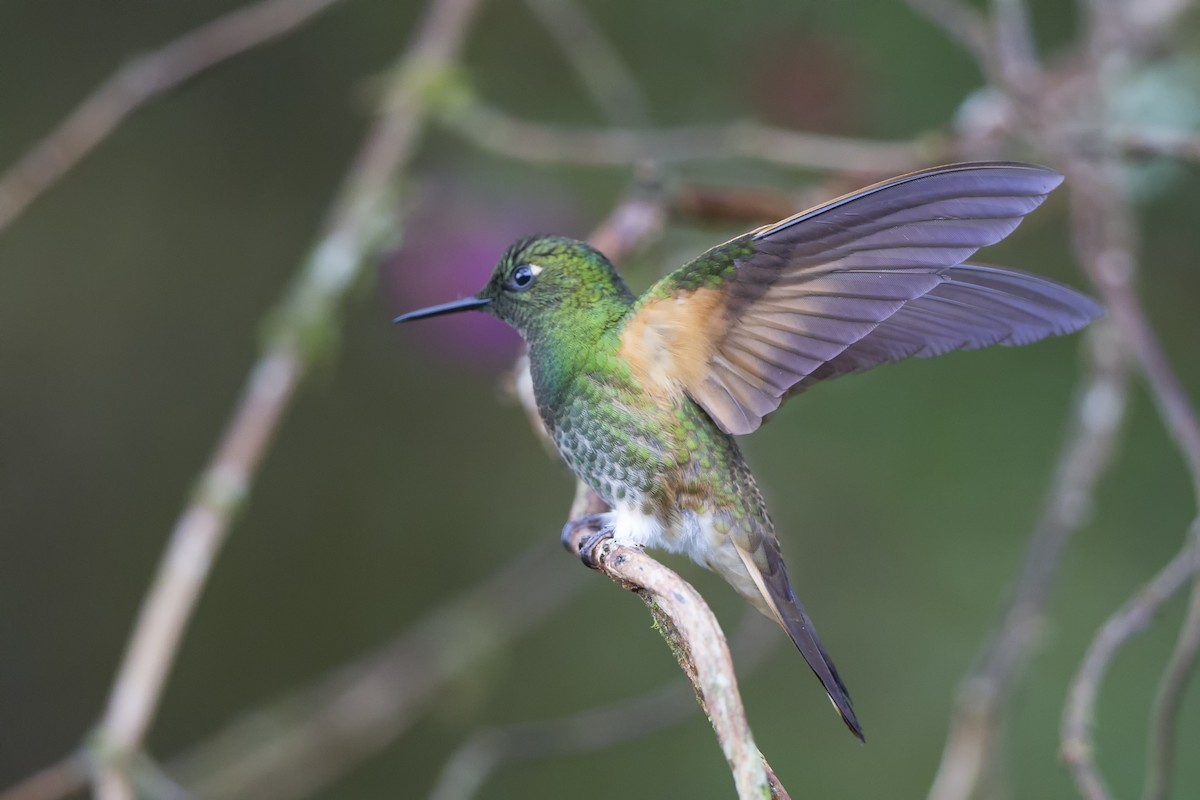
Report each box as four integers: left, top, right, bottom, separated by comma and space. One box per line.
0, 757, 87, 800
583, 178, 669, 258
901, 0, 995, 73
672, 177, 872, 229
927, 322, 1131, 800
1061, 528, 1200, 800
901, 2, 1200, 798
1052, 14, 1200, 796
90, 0, 485, 797
1061, 140, 1200, 800
1081, 0, 1195, 60
1145, 535, 1200, 800
673, 184, 804, 227
0, 0, 344, 237
94, 350, 302, 800
438, 96, 938, 173
161, 170, 670, 800
426, 612, 780, 800
1063, 163, 1200, 497
1059, 11, 1200, 798
1061, 120, 1200, 800
168, 542, 584, 800
427, 684, 692, 800
560, 528, 784, 800
989, 0, 1041, 95
523, 0, 649, 126
1120, 129, 1200, 164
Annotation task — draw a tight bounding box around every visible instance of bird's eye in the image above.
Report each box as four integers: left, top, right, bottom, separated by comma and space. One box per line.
508, 264, 540, 292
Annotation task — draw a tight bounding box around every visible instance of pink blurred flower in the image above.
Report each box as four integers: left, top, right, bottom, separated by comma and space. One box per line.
382, 174, 583, 368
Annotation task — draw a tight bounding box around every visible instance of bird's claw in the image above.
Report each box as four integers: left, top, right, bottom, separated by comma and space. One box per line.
560, 512, 610, 552
560, 513, 616, 570
577, 524, 615, 570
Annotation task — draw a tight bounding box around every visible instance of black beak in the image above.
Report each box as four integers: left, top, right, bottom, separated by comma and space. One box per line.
393, 296, 492, 323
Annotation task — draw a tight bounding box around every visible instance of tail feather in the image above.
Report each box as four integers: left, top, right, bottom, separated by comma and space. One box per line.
733, 540, 864, 741
775, 586, 863, 741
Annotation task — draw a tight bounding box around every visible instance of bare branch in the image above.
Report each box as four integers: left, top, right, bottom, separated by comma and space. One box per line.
1060, 150, 1200, 800
584, 177, 669, 258
95, 351, 303, 800
167, 542, 583, 800
427, 684, 692, 800
523, 0, 649, 126
1063, 157, 1200, 502
562, 529, 780, 800
1063, 19, 1200, 800
1061, 530, 1200, 800
672, 176, 881, 229
927, 323, 1131, 800
438, 97, 936, 174
1120, 129, 1200, 165
153, 171, 668, 800
0, 0, 344, 237
906, 3, 1200, 795
1143, 527, 1200, 800
90, 0, 486, 796
902, 0, 995, 71
426, 613, 780, 800
1081, 0, 1194, 60
0, 755, 87, 800
990, 0, 1042, 94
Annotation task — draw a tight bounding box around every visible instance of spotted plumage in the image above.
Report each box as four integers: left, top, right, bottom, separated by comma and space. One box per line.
395, 162, 1104, 740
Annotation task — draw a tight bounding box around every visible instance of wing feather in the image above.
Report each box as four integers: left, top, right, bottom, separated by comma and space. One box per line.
617, 162, 1102, 434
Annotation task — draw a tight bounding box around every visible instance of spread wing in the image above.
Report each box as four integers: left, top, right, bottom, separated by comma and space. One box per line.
617, 162, 1103, 435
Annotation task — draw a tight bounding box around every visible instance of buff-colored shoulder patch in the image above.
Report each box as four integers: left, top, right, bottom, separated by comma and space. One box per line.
618, 288, 728, 404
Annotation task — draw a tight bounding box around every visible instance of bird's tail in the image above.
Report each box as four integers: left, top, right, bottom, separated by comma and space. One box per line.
733, 540, 864, 741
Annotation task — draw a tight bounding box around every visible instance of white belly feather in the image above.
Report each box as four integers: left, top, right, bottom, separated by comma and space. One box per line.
610, 498, 716, 565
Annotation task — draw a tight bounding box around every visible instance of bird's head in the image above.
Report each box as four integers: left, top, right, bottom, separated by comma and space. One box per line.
394, 235, 634, 342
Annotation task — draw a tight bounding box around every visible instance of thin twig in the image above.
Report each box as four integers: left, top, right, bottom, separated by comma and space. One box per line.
1143, 524, 1200, 800
583, 177, 669, 258
438, 97, 936, 173
0, 755, 88, 800
990, 0, 1041, 95
1120, 129, 1200, 165
903, 4, 1200, 796
94, 350, 303, 800
167, 542, 583, 800
427, 684, 691, 800
157, 173, 669, 800
562, 529, 780, 800
1062, 0, 1200, 505
426, 613, 780, 800
1069, 22, 1200, 800
927, 322, 1131, 800
90, 1, 485, 797
1056, 78, 1200, 788
1061, 532, 1200, 800
1058, 148, 1200, 800
523, 0, 649, 126
901, 0, 995, 72
672, 176, 885, 229
0, 0, 344, 237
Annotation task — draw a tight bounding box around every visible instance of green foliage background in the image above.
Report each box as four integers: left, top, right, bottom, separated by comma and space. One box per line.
1, 0, 1197, 797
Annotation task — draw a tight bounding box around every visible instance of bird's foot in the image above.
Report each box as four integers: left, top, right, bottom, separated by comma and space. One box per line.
560, 512, 611, 551
560, 512, 615, 570
577, 524, 616, 570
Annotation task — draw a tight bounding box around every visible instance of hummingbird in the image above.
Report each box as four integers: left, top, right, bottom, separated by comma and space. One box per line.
394, 163, 1102, 741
